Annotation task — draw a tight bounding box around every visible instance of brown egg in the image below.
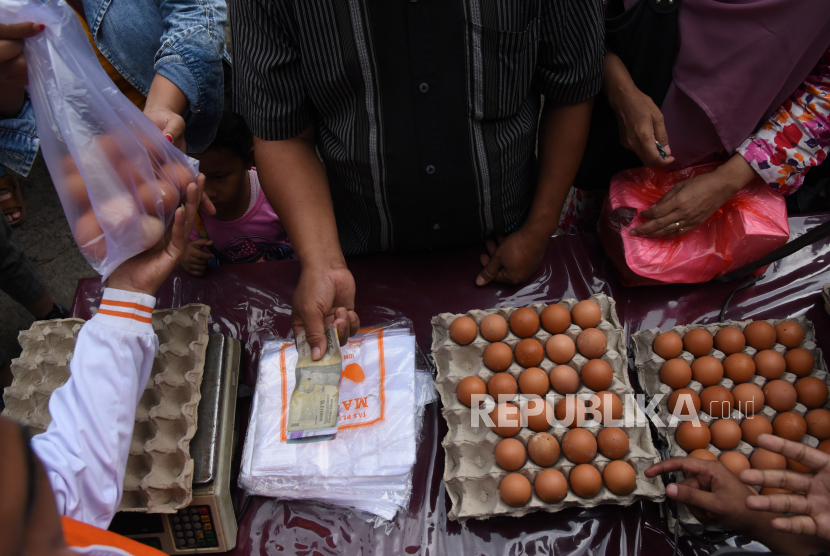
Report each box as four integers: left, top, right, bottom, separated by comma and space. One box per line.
660, 359, 693, 389
750, 448, 787, 470
523, 399, 554, 432
581, 359, 613, 391
709, 419, 742, 450
534, 468, 568, 503
603, 460, 637, 495
449, 316, 477, 345
805, 408, 830, 440
820, 440, 830, 455
675, 421, 711, 452
668, 389, 702, 418
562, 428, 597, 463
775, 321, 804, 349
591, 391, 623, 424
546, 335, 576, 364
760, 487, 792, 495
528, 432, 560, 467
576, 328, 607, 360
518, 367, 550, 398
787, 457, 813, 473
73, 210, 107, 259
555, 396, 587, 428
483, 342, 513, 371
489, 403, 522, 437
795, 376, 829, 409
456, 376, 486, 407
772, 411, 807, 442
515, 338, 544, 368
763, 380, 798, 412
700, 386, 734, 418
720, 451, 751, 475
572, 300, 602, 329
499, 473, 532, 506
597, 427, 629, 459
480, 314, 509, 342
785, 348, 815, 378
723, 353, 756, 383
755, 349, 787, 380
688, 448, 718, 461
495, 438, 527, 471
569, 464, 603, 498
488, 373, 518, 403
540, 304, 571, 334
510, 307, 540, 338
714, 327, 746, 355
732, 383, 765, 415
741, 415, 774, 446
692, 356, 725, 387
549, 365, 580, 395
744, 321, 777, 350
684, 329, 714, 357
654, 332, 683, 360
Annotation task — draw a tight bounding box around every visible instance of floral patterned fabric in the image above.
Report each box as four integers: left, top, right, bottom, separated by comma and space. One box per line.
739, 47, 830, 195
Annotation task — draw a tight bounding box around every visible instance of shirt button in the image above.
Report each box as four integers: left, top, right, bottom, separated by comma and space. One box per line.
426, 165, 435, 174
419, 83, 429, 93
433, 223, 441, 230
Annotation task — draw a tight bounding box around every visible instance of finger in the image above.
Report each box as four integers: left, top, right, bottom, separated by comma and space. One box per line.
347, 310, 360, 337
201, 192, 216, 215
739, 468, 814, 493
480, 253, 490, 267
0, 54, 28, 84
631, 214, 682, 237
756, 433, 830, 471
651, 113, 675, 166
745, 492, 812, 515
182, 176, 204, 238
476, 251, 502, 286
300, 307, 328, 361
665, 482, 718, 510
190, 250, 214, 262
161, 119, 187, 153
191, 239, 214, 247
771, 515, 819, 537
485, 239, 498, 257
645, 456, 719, 479
0, 22, 45, 40
0, 38, 24, 65
333, 317, 348, 345
166, 206, 186, 259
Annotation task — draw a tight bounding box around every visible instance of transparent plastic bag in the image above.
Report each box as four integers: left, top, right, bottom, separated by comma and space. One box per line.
2, 0, 199, 278
598, 162, 790, 286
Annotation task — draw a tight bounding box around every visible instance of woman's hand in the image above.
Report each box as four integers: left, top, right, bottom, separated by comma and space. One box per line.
476, 228, 550, 286
631, 154, 758, 237
604, 51, 674, 168
0, 22, 43, 118
144, 74, 188, 152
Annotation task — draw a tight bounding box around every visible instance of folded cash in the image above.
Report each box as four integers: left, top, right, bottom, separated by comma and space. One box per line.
286, 325, 342, 443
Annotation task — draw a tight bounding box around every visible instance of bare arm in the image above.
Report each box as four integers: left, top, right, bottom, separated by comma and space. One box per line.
253, 125, 359, 358
144, 74, 189, 151
476, 97, 593, 285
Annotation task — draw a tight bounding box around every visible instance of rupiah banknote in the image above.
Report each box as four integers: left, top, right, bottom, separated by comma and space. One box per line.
286, 325, 342, 443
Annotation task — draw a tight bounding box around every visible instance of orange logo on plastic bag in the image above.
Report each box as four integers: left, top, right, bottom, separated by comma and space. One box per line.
342, 363, 365, 383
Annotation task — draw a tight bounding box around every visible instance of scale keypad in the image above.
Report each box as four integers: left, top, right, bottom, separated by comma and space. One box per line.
169, 505, 218, 548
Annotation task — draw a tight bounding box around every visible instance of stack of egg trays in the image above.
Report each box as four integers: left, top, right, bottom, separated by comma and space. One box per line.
632, 316, 828, 533
432, 293, 665, 522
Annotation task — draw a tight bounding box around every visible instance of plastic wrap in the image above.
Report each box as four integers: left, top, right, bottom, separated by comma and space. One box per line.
599, 163, 790, 286
1, 0, 199, 279
70, 214, 830, 556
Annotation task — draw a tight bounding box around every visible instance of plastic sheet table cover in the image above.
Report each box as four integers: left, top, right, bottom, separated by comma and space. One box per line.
72, 214, 830, 556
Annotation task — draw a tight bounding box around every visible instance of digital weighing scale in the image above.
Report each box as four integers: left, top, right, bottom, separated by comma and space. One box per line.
109, 334, 242, 553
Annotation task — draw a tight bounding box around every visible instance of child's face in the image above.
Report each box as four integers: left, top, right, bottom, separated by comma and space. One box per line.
191, 147, 251, 213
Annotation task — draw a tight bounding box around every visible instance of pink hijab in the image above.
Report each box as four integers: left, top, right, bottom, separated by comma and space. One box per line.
632, 0, 830, 167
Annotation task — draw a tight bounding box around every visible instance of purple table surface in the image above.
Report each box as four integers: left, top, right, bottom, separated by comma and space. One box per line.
73, 214, 830, 556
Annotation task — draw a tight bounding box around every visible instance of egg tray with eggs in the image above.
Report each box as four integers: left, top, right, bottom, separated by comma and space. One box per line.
432, 294, 665, 522
632, 316, 830, 534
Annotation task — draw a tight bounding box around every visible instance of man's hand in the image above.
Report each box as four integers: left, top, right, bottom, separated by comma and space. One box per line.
0, 22, 43, 119
741, 434, 830, 542
476, 228, 550, 286
108, 175, 205, 297
144, 74, 189, 152
181, 239, 214, 276
291, 262, 360, 360
631, 154, 757, 238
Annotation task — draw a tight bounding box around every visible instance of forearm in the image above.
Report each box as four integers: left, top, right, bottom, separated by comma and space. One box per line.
526, 97, 594, 238
145, 74, 189, 116
746, 517, 830, 556
602, 50, 637, 111
253, 127, 344, 270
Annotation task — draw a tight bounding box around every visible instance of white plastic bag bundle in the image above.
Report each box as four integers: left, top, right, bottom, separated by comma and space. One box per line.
240, 325, 436, 521
2, 0, 199, 278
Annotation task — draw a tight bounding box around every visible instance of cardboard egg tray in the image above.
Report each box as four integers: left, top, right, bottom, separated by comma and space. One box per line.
433, 293, 664, 522
632, 316, 828, 533
2, 305, 210, 513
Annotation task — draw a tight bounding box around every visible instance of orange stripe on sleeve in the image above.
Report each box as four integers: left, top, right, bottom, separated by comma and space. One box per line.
97, 308, 153, 324
100, 299, 154, 313
62, 516, 166, 556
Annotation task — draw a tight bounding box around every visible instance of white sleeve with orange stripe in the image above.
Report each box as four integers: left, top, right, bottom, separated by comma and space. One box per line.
32, 288, 158, 529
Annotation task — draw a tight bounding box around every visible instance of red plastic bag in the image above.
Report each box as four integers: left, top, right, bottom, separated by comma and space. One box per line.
598, 162, 790, 286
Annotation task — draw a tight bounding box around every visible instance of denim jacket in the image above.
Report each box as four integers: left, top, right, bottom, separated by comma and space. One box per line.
84, 0, 228, 152
0, 95, 39, 177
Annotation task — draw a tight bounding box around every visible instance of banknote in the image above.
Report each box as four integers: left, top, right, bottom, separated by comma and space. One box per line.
286, 325, 342, 443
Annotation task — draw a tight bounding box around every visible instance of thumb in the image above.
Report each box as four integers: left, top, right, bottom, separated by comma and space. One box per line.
161, 119, 186, 153
192, 239, 213, 247
302, 311, 328, 361
476, 252, 502, 286
0, 22, 45, 39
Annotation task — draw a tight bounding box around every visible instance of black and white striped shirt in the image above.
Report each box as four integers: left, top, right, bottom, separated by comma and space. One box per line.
231, 0, 604, 255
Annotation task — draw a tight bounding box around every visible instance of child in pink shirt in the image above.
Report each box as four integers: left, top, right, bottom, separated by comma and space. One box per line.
183, 112, 293, 275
